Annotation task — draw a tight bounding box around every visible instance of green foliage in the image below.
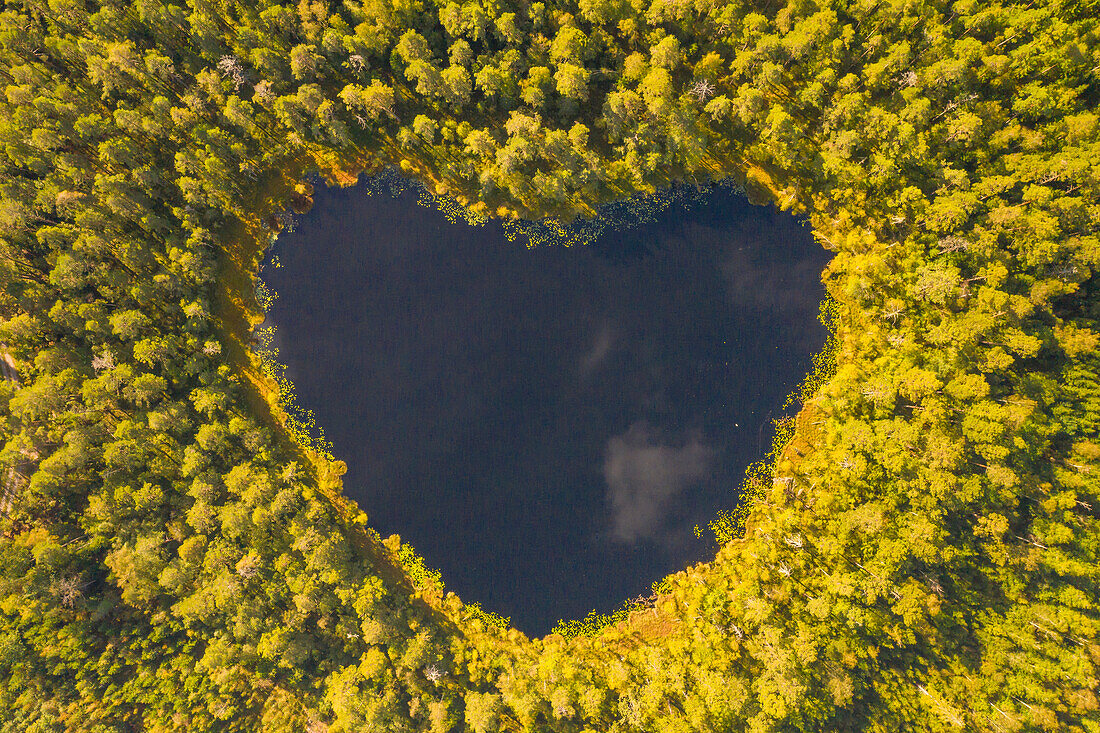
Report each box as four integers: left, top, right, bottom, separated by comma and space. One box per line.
1, 0, 1098, 730
462, 602, 512, 630
551, 576, 675, 639
253, 315, 336, 462
394, 539, 445, 596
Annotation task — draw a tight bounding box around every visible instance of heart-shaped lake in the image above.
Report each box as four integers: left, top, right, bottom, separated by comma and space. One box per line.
259, 178, 831, 634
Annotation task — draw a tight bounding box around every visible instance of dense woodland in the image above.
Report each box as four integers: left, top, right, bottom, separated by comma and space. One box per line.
0, 0, 1098, 730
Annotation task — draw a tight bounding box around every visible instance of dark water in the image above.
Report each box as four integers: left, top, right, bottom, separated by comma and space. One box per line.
261, 180, 830, 635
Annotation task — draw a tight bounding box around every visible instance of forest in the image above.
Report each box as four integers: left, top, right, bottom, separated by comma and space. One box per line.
0, 0, 1098, 730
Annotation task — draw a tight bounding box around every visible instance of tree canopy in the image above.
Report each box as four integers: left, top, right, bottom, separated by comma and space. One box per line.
0, 0, 1098, 730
